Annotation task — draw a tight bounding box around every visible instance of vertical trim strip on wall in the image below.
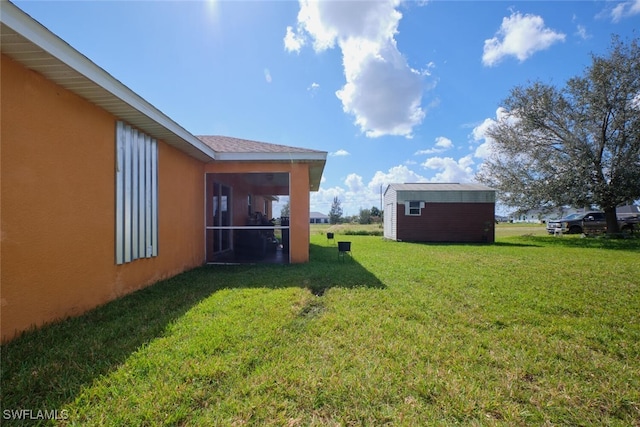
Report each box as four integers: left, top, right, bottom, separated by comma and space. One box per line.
115, 121, 158, 264
115, 123, 125, 264
151, 139, 158, 257
145, 135, 152, 257
123, 126, 132, 263
131, 128, 139, 260
137, 134, 146, 257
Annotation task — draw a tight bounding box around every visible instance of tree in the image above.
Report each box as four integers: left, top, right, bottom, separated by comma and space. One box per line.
477, 36, 640, 234
370, 206, 382, 223
329, 197, 343, 224
358, 208, 372, 224
280, 200, 290, 218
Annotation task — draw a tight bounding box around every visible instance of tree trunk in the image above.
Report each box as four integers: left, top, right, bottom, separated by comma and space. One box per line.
604, 207, 620, 234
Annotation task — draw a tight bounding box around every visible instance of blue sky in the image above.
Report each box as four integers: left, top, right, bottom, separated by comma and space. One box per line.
14, 0, 640, 216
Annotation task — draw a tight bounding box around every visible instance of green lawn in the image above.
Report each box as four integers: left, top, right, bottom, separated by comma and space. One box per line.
2, 232, 639, 426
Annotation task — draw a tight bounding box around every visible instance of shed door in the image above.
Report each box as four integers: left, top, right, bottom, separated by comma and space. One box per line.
384, 202, 395, 239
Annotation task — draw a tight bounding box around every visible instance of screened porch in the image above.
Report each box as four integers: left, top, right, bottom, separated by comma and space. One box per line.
205, 172, 290, 264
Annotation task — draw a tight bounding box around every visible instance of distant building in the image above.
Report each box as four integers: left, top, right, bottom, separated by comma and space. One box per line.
310, 212, 329, 224
509, 208, 568, 223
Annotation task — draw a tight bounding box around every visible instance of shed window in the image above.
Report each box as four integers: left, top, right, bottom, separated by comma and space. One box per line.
405, 201, 424, 216
115, 121, 158, 264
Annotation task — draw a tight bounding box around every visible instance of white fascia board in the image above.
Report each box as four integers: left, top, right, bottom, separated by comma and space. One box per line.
1, 2, 216, 161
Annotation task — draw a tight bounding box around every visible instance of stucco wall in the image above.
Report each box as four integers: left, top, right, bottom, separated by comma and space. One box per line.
1, 54, 205, 342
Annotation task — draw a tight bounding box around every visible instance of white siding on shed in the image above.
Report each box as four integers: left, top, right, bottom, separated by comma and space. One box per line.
383, 186, 398, 240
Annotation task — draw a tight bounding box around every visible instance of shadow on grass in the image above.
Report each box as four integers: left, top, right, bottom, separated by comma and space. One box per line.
0, 243, 383, 418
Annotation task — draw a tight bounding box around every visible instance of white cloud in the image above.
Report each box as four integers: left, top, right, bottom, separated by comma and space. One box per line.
415, 136, 453, 155
307, 82, 320, 97
421, 155, 475, 183
470, 107, 512, 159
471, 118, 497, 159
435, 136, 453, 149
345, 173, 366, 193
286, 0, 427, 138
482, 12, 566, 67
310, 178, 374, 215
310, 185, 345, 213
575, 24, 590, 40
330, 149, 350, 157
264, 68, 272, 83
369, 165, 428, 191
284, 25, 305, 53
310, 165, 431, 214
610, 0, 640, 22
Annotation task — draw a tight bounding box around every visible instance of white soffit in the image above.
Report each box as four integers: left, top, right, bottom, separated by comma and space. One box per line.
0, 2, 216, 162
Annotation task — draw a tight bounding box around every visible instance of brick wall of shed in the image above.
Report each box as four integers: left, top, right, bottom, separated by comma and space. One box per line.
396, 202, 495, 243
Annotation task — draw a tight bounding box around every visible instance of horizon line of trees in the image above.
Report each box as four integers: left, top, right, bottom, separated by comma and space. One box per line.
329, 197, 382, 224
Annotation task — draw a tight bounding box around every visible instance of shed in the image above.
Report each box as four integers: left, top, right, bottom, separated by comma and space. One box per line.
383, 183, 496, 243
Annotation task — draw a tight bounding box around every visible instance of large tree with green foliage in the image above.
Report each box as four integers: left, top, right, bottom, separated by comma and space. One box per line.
477, 36, 640, 233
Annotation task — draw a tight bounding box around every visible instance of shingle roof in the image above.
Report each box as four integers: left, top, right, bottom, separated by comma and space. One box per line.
197, 136, 327, 192
198, 135, 324, 155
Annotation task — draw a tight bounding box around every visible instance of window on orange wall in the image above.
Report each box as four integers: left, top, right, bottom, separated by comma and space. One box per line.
115, 121, 158, 264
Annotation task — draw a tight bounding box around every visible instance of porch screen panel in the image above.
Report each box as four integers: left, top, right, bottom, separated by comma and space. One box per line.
116, 121, 158, 264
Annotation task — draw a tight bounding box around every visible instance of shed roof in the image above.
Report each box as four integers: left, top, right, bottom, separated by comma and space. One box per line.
387, 183, 494, 193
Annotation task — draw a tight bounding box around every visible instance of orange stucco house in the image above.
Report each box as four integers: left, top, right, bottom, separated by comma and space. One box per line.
0, 2, 327, 342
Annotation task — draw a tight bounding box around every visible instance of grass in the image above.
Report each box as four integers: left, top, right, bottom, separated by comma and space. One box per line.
312, 221, 550, 238
2, 229, 639, 426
